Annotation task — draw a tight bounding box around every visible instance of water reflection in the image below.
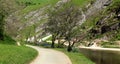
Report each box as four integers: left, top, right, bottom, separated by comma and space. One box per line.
79, 47, 120, 64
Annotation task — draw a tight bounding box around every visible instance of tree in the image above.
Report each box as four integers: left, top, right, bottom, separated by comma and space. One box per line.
0, 0, 19, 40
59, 6, 81, 51
45, 12, 60, 48
45, 1, 82, 51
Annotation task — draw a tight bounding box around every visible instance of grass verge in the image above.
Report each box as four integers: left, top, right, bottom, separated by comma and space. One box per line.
55, 48, 95, 64
0, 44, 38, 64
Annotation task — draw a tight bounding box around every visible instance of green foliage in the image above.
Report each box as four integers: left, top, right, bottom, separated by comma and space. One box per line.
108, 0, 120, 12
45, 1, 82, 49
4, 35, 16, 44
0, 0, 20, 40
110, 30, 120, 41
0, 0, 19, 15
115, 34, 120, 40
101, 41, 113, 46
0, 35, 16, 45
0, 44, 37, 64
46, 1, 81, 38
72, 47, 80, 52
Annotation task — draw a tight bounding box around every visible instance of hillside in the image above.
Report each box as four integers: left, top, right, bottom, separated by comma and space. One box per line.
1, 0, 120, 64
80, 0, 120, 47
4, 0, 120, 47
5, 0, 91, 43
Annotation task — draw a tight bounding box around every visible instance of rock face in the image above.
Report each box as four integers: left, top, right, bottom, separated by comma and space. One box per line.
5, 4, 50, 41
6, 6, 49, 39
86, 0, 112, 19
87, 0, 120, 39
5, 0, 120, 43
5, 0, 70, 41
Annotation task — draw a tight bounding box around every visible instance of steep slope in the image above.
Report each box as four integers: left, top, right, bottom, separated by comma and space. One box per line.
80, 0, 120, 47
6, 0, 119, 47
5, 0, 59, 42
5, 0, 91, 43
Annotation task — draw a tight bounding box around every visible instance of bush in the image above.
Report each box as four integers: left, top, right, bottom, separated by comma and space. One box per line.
72, 47, 80, 53
0, 35, 16, 45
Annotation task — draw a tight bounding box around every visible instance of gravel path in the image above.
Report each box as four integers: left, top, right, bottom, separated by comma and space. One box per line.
27, 45, 72, 64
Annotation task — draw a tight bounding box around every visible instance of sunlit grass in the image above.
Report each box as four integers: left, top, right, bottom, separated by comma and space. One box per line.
0, 44, 38, 64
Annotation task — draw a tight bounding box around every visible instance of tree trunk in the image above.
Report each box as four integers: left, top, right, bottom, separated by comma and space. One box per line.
0, 14, 4, 41
67, 45, 72, 52
34, 35, 37, 44
67, 41, 72, 52
57, 39, 61, 48
61, 41, 66, 46
51, 42, 55, 48
71, 41, 75, 47
0, 32, 4, 40
51, 35, 55, 48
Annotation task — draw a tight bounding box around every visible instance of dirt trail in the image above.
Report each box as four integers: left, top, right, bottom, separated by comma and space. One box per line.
27, 45, 72, 64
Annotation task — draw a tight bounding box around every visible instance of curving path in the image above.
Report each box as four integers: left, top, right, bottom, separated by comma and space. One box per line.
27, 45, 72, 64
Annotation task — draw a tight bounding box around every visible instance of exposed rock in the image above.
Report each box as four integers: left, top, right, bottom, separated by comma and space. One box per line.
110, 23, 120, 30
104, 0, 112, 6
79, 9, 86, 25
86, 0, 111, 19
56, 0, 70, 7
117, 13, 120, 20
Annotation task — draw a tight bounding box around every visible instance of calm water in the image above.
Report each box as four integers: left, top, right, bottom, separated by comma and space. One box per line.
79, 47, 120, 64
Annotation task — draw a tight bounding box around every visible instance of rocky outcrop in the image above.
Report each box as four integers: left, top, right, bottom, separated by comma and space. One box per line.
88, 0, 120, 38
5, 0, 71, 41
85, 0, 112, 19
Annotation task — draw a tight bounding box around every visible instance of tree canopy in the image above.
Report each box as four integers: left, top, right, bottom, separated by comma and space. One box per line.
0, 0, 19, 40
45, 1, 82, 51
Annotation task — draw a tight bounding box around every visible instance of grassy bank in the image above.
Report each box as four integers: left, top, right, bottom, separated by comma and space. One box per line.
55, 48, 95, 64
72, 0, 92, 7
17, 0, 59, 14
0, 44, 38, 64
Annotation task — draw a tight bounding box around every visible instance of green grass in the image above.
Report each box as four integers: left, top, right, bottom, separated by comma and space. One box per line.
0, 44, 38, 64
17, 0, 59, 14
17, 0, 59, 4
18, 0, 91, 15
103, 45, 120, 48
72, 0, 93, 7
55, 48, 95, 64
